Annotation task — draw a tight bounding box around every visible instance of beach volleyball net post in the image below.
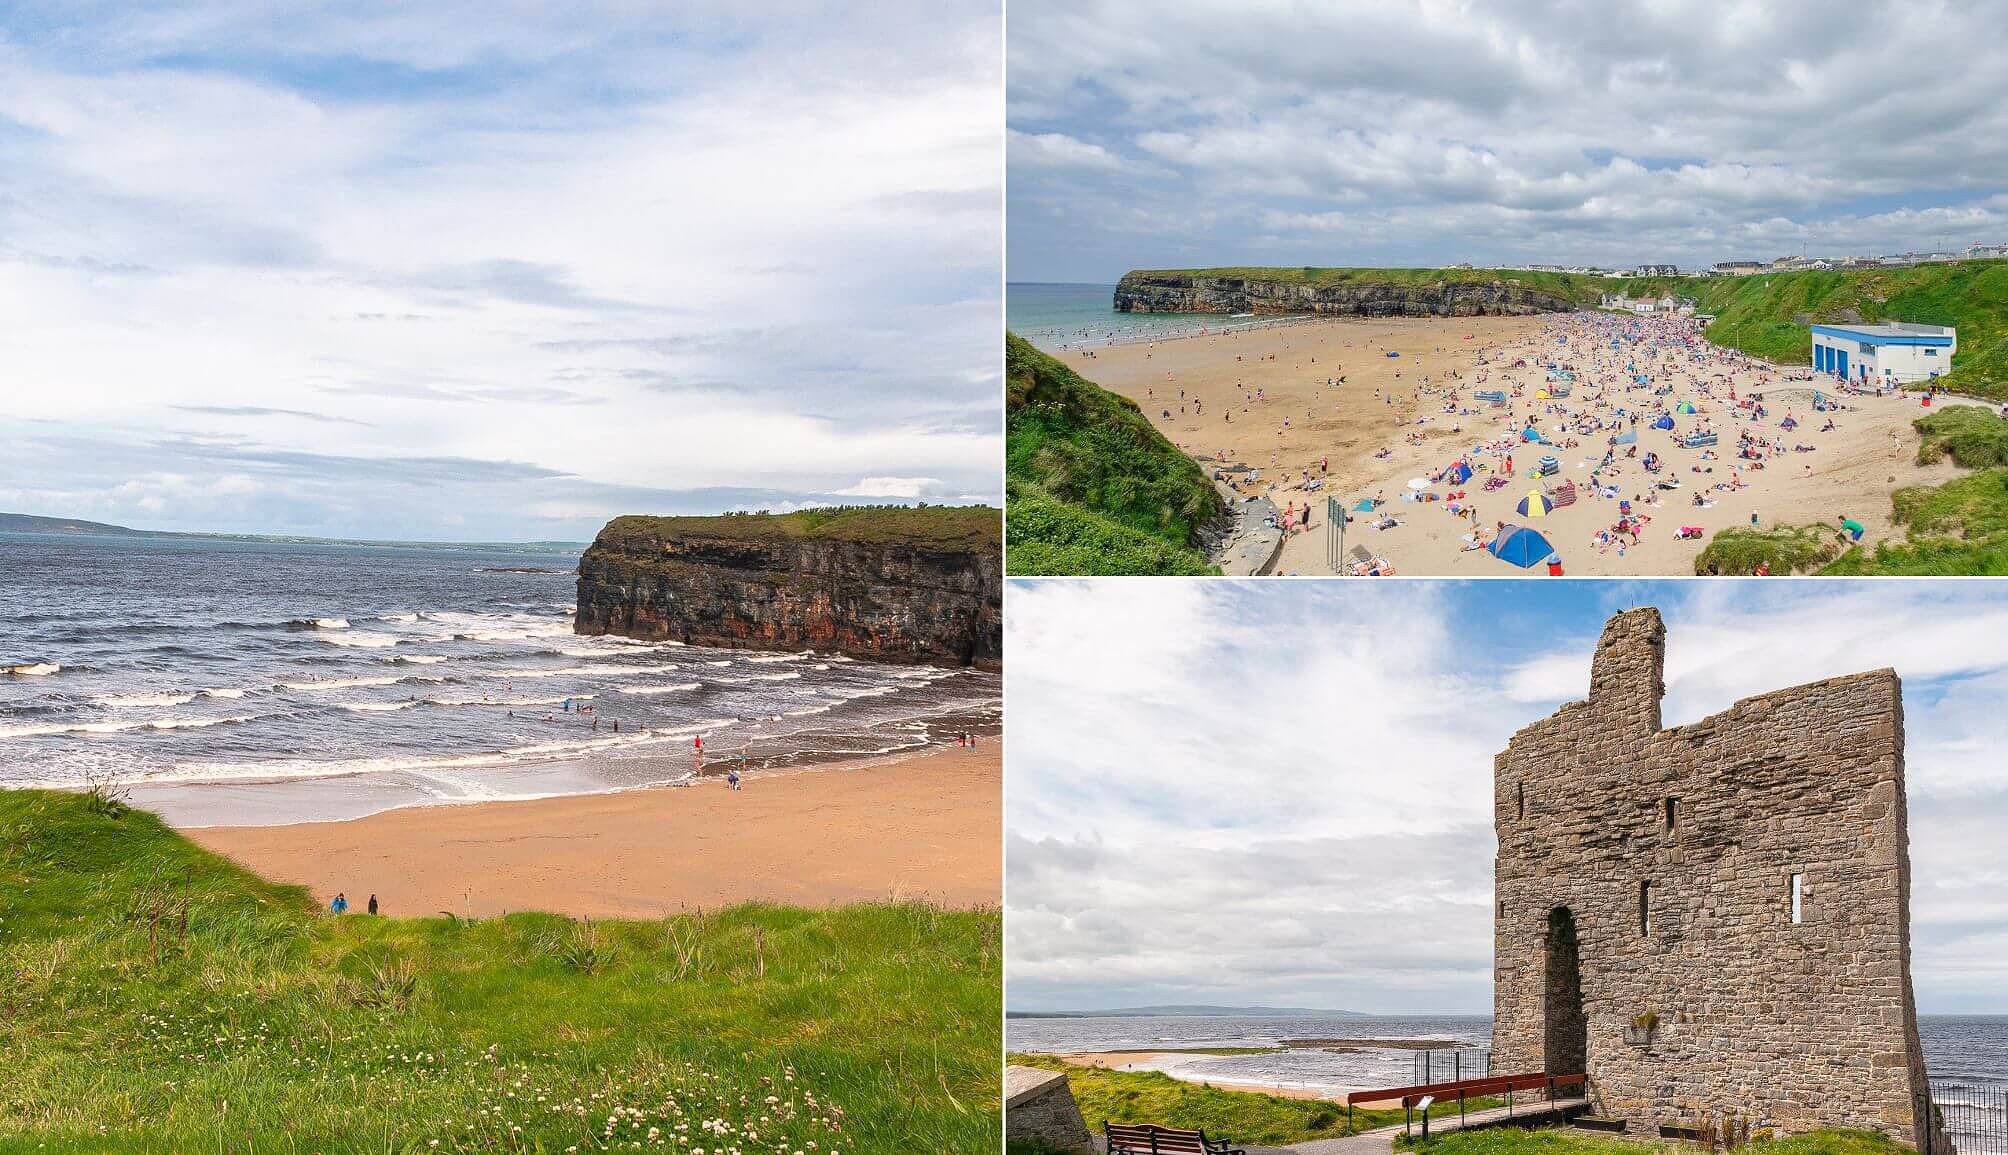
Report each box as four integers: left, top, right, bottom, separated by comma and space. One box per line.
1326, 496, 1345, 573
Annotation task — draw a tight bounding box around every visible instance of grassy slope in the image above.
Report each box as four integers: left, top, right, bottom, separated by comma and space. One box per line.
1004, 333, 1221, 575
593, 505, 1001, 553
1129, 260, 2008, 397
0, 789, 999, 1154
1008, 1055, 1496, 1148
1397, 1127, 1908, 1155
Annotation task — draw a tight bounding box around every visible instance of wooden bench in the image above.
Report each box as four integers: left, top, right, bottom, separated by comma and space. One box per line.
1105, 1121, 1245, 1155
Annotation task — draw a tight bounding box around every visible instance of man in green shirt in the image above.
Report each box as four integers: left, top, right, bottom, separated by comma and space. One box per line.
1839, 515, 1866, 542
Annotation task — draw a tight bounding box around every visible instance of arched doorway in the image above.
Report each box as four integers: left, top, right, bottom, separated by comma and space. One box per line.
1545, 906, 1587, 1075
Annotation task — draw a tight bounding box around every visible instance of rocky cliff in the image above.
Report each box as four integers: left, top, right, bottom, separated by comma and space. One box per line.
1114, 270, 1581, 317
575, 507, 1001, 669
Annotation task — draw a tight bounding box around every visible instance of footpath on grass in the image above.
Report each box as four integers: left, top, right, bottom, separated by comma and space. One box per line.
1248, 1098, 1589, 1155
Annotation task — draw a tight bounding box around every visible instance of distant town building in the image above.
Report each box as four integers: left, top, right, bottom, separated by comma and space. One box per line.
1810, 322, 1956, 384
1634, 264, 1679, 277
1714, 260, 1763, 274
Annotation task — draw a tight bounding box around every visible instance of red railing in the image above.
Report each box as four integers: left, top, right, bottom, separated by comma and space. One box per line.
1343, 1071, 1587, 1134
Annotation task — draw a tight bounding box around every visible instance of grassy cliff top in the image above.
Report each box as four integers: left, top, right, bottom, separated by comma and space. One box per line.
0, 787, 1000, 1152
1122, 266, 1608, 299
592, 504, 1000, 553
1005, 332, 1221, 575
1121, 260, 2008, 397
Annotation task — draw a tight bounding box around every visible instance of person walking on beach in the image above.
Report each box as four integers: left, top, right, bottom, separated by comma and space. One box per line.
726, 767, 741, 791
330, 893, 347, 915
1839, 515, 1866, 542
367, 894, 378, 916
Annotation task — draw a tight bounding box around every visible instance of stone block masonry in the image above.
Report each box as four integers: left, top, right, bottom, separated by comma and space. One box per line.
1492, 607, 1948, 1149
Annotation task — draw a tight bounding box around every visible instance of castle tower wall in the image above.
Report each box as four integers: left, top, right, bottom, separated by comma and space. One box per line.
1493, 608, 1935, 1144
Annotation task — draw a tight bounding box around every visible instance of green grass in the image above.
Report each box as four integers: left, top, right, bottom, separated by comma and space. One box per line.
1396, 1125, 1909, 1155
1693, 524, 1847, 576
1007, 1054, 1489, 1148
0, 789, 1000, 1153
1005, 332, 1222, 575
591, 505, 1000, 553
1820, 469, 2008, 575
1915, 405, 2008, 468
1126, 259, 2008, 397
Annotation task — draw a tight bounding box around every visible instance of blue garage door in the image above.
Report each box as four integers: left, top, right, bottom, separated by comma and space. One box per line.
1837, 349, 1848, 378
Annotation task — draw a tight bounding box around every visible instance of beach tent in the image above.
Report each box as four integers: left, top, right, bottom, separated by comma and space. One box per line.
1652, 414, 1677, 430
1534, 389, 1551, 400
1517, 491, 1553, 518
1674, 401, 1697, 414
1386, 351, 1401, 358
1487, 525, 1555, 568
1449, 461, 1473, 484
1353, 499, 1376, 512
1520, 426, 1543, 442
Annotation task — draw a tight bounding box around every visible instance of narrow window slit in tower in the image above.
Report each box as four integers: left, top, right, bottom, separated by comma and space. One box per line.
1639, 880, 1652, 937
1791, 873, 1803, 925
1664, 796, 1677, 832
1517, 783, 1525, 821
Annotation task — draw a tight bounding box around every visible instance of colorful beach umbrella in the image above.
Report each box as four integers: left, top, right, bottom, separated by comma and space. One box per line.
1487, 525, 1555, 568
1517, 491, 1553, 518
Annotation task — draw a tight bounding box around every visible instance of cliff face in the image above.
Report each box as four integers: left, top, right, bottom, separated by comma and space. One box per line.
575, 509, 1001, 669
1114, 271, 1579, 317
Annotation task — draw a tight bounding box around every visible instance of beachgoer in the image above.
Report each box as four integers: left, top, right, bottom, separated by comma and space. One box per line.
726, 768, 741, 791
331, 893, 347, 915
1839, 515, 1866, 542
367, 894, 378, 916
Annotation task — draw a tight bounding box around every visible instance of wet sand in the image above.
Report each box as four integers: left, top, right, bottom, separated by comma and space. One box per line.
186, 742, 999, 917
1050, 1052, 1347, 1100
1067, 314, 1973, 575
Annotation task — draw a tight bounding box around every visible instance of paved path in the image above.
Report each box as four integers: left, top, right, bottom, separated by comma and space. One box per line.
1252, 1097, 1589, 1155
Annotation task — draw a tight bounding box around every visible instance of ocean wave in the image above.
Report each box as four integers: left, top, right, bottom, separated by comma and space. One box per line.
5, 662, 60, 676
201, 687, 249, 699
278, 675, 404, 691
828, 685, 900, 700
479, 665, 603, 680
784, 705, 836, 716
286, 617, 350, 630
388, 654, 449, 665
377, 612, 420, 623
317, 630, 401, 649
715, 671, 802, 683
744, 651, 816, 664
95, 691, 198, 708
0, 714, 255, 739
892, 668, 952, 680
619, 682, 702, 696
428, 693, 591, 707
150, 719, 731, 785
338, 700, 422, 713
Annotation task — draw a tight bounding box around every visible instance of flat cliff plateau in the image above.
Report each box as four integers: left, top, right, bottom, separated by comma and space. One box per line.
575, 507, 1001, 669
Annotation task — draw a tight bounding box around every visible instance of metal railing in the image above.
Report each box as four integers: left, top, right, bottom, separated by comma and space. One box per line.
1932, 1082, 2008, 1155
1414, 1048, 1491, 1086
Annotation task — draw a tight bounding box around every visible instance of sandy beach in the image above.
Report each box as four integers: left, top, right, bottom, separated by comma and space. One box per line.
1066, 313, 1978, 575
186, 742, 999, 918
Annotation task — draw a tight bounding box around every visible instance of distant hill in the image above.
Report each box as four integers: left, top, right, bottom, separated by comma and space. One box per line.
0, 511, 584, 553
1120, 259, 2008, 399
1009, 1004, 1374, 1019
1004, 332, 1222, 575
0, 511, 164, 536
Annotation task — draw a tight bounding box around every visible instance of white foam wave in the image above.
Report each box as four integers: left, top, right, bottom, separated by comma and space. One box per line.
784, 705, 835, 716
829, 685, 899, 700
429, 693, 590, 707
201, 687, 248, 699
317, 630, 400, 649
378, 612, 420, 622
744, 651, 816, 664
715, 671, 802, 683
95, 692, 197, 708
5, 663, 59, 676
310, 618, 350, 629
392, 654, 449, 665
619, 682, 701, 696
278, 675, 402, 691
0, 714, 255, 738
151, 720, 730, 785
339, 701, 421, 713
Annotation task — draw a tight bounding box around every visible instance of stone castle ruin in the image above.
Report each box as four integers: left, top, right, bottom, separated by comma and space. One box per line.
1492, 607, 1946, 1147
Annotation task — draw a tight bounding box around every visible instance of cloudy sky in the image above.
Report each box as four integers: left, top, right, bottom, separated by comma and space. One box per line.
1009, 0, 2008, 282
1008, 579, 2008, 1014
0, 3, 1000, 541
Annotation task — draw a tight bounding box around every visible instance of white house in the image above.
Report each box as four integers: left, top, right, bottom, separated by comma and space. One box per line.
1810, 322, 1956, 384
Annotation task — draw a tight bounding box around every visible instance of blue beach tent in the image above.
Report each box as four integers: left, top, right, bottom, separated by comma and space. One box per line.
1487, 525, 1555, 568
1652, 414, 1676, 430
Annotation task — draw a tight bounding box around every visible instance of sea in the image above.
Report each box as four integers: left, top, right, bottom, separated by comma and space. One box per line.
0, 532, 1000, 826
1008, 282, 1314, 352
1007, 1013, 2008, 1096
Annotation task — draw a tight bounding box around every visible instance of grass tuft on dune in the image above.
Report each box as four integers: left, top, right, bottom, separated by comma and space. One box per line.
0, 788, 1000, 1153
1005, 332, 1222, 575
